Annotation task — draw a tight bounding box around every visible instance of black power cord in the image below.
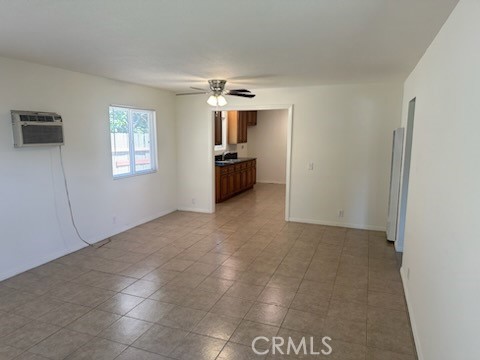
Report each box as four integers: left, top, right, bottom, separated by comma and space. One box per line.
59, 146, 111, 249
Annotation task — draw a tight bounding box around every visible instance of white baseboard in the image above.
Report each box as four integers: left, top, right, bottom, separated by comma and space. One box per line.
177, 207, 213, 214
0, 207, 177, 282
118, 208, 178, 233
287, 217, 386, 232
257, 180, 286, 185
0, 246, 84, 282
400, 266, 423, 360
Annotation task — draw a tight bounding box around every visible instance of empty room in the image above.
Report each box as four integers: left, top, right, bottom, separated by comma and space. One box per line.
0, 1, 478, 360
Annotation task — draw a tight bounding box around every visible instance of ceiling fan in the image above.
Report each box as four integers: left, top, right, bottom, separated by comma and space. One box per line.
176, 79, 255, 107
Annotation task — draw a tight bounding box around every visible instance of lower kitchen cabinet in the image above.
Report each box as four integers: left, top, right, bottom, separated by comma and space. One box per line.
215, 159, 256, 203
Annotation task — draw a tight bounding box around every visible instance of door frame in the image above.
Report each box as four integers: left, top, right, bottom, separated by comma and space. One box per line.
209, 104, 294, 221
395, 98, 416, 252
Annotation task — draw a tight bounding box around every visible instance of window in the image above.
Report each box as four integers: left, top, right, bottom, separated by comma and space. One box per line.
109, 106, 157, 178
214, 111, 227, 151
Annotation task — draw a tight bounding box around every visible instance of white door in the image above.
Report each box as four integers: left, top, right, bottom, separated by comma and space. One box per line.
386, 128, 405, 241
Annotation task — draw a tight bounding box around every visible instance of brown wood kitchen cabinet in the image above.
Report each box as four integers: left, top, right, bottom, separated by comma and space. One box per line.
227, 111, 248, 144
245, 111, 257, 126
215, 159, 256, 203
227, 111, 257, 144
227, 111, 256, 143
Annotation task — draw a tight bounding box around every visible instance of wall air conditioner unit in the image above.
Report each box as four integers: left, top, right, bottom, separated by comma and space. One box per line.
11, 110, 64, 147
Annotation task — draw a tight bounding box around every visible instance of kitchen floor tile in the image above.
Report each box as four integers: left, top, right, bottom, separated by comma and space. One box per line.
99, 316, 152, 344
192, 312, 241, 340
125, 299, 175, 322
96, 293, 144, 315
156, 305, 207, 330
169, 333, 226, 360
230, 320, 279, 348
211, 296, 254, 319
244, 302, 288, 327
65, 338, 126, 360
36, 303, 91, 327
67, 310, 121, 336
1, 320, 60, 350
132, 324, 188, 356
115, 347, 169, 360
28, 329, 92, 360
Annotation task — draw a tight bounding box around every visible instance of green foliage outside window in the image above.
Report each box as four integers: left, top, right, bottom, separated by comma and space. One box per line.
110, 108, 149, 134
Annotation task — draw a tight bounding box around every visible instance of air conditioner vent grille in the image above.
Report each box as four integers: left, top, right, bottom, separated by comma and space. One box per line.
19, 114, 56, 122
21, 125, 64, 145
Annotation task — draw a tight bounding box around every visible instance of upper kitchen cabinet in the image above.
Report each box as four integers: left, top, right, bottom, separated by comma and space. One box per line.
245, 111, 257, 126
228, 111, 257, 144
228, 111, 248, 144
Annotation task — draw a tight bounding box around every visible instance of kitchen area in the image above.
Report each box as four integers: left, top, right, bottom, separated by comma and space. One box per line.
214, 110, 257, 203
214, 109, 288, 203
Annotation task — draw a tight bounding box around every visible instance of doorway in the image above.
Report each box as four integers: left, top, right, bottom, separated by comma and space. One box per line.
396, 98, 416, 252
210, 106, 293, 220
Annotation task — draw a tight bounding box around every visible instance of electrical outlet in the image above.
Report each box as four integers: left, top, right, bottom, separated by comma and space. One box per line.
308, 162, 314, 171
192, 198, 196, 205
112, 216, 117, 224
338, 210, 344, 218
407, 267, 410, 280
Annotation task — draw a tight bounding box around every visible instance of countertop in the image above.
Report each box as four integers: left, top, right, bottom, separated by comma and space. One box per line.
214, 157, 256, 167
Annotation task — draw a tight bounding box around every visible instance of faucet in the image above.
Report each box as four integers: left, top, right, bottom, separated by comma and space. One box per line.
222, 151, 231, 161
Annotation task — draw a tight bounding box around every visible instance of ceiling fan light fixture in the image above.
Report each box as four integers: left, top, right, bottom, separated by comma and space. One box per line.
217, 95, 227, 106
207, 95, 218, 106
207, 94, 227, 107
177, 79, 253, 104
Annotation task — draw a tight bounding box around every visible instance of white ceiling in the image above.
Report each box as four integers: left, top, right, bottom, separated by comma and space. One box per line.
0, 0, 458, 92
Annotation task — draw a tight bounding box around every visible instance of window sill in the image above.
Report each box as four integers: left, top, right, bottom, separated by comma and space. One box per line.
113, 169, 157, 180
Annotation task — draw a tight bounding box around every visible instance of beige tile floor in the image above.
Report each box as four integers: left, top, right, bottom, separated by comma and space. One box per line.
0, 184, 417, 360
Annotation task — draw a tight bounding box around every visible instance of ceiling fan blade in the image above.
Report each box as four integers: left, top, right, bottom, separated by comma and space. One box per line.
190, 86, 209, 92
176, 92, 208, 96
228, 89, 251, 93
226, 92, 256, 98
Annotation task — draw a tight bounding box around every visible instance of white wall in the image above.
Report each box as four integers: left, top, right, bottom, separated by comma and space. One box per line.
399, 1, 479, 359
247, 110, 288, 184
176, 82, 403, 229
0, 57, 177, 281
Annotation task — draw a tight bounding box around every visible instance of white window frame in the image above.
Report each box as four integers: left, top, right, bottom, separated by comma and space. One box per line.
109, 105, 157, 179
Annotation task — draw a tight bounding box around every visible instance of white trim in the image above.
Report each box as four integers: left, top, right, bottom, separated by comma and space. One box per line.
209, 111, 216, 213
177, 207, 213, 214
113, 207, 177, 235
395, 239, 404, 252
395, 98, 416, 252
209, 104, 294, 221
285, 106, 293, 221
288, 217, 386, 231
109, 106, 157, 179
0, 207, 177, 282
112, 169, 157, 180
400, 267, 423, 360
110, 103, 156, 112
0, 246, 83, 282
219, 104, 293, 112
